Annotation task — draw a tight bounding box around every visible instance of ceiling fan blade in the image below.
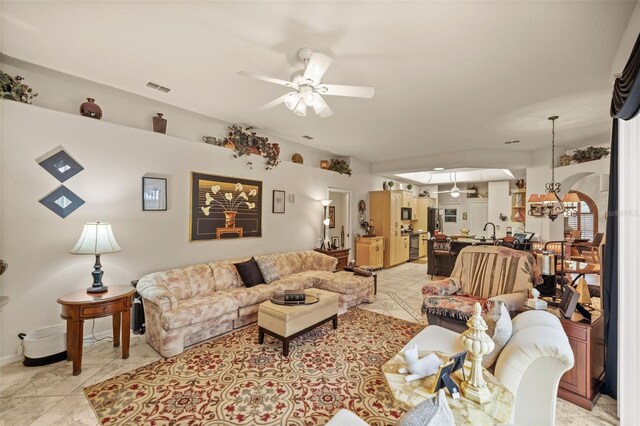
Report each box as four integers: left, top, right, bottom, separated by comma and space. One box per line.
312, 94, 334, 118
430, 190, 451, 194
303, 52, 332, 85
238, 71, 298, 89
317, 84, 375, 98
260, 92, 296, 110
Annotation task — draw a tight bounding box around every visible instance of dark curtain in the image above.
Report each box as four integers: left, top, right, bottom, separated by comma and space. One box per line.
604, 33, 640, 399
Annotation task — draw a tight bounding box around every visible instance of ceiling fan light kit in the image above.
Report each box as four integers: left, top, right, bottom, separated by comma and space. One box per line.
239, 47, 375, 118
431, 171, 477, 197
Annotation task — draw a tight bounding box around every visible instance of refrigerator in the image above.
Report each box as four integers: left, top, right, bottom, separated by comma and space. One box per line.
427, 208, 441, 235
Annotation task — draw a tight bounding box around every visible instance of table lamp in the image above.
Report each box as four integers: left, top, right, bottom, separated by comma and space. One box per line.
70, 222, 122, 293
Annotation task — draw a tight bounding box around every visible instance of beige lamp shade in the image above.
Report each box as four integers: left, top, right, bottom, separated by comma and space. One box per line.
542, 193, 558, 203
562, 193, 581, 203
527, 194, 541, 203
70, 222, 122, 255
319, 199, 333, 207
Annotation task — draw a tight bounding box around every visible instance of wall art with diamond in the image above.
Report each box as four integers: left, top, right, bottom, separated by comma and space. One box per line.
190, 172, 262, 241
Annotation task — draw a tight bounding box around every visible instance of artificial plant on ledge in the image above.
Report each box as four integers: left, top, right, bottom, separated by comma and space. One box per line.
328, 158, 352, 176
1, 72, 38, 104
203, 125, 281, 170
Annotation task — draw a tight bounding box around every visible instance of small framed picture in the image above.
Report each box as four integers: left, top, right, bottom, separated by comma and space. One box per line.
142, 177, 167, 211
329, 205, 336, 228
272, 190, 286, 213
331, 236, 340, 249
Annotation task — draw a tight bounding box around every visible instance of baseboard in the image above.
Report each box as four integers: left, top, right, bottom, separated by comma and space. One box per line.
0, 353, 22, 366
1, 326, 115, 366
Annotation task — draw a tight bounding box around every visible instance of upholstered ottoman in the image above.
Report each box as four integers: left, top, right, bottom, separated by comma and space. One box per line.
257, 288, 338, 356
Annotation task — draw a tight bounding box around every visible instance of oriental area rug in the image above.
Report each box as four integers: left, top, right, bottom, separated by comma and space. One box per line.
84, 309, 424, 425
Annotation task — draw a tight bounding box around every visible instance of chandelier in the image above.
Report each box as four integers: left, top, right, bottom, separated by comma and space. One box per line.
527, 116, 579, 221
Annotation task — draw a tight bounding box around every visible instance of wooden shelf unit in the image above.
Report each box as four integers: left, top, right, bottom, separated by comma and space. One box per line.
511, 188, 526, 223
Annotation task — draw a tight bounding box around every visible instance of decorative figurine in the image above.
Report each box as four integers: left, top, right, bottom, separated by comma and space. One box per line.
526, 288, 548, 310
398, 345, 441, 382
459, 302, 495, 403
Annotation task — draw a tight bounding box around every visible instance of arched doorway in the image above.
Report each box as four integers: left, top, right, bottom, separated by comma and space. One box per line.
564, 190, 598, 240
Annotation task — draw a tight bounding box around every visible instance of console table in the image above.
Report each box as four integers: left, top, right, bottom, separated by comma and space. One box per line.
557, 309, 604, 410
58, 285, 136, 375
314, 248, 350, 270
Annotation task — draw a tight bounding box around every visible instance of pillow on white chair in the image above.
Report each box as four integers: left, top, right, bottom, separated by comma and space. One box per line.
482, 302, 512, 368
397, 389, 455, 426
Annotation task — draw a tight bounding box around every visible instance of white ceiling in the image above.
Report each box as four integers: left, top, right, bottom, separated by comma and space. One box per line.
1, 1, 633, 164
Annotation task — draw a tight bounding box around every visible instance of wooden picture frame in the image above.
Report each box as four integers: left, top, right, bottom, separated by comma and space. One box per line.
329, 205, 336, 228
142, 177, 167, 211
272, 190, 285, 214
331, 236, 340, 249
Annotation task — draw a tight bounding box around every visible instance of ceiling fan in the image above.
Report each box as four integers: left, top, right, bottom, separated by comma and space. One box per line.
431, 172, 477, 198
238, 47, 375, 118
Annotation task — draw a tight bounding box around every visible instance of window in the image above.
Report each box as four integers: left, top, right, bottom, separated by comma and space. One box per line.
565, 191, 598, 240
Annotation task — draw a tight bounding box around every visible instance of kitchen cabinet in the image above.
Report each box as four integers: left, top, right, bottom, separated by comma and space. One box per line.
419, 234, 428, 258
355, 237, 384, 269
369, 190, 411, 268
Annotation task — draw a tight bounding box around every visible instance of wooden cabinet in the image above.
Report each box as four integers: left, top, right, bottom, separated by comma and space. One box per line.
355, 237, 384, 269
314, 248, 350, 270
558, 312, 605, 410
419, 234, 428, 258
369, 191, 410, 268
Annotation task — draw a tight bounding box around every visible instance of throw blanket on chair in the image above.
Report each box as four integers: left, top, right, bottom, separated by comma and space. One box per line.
422, 246, 540, 321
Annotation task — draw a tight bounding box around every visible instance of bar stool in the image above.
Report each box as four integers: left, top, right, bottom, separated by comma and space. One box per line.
430, 234, 456, 279
494, 236, 520, 250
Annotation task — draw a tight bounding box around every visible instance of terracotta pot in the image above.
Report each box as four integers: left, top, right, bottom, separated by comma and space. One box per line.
292, 153, 304, 164
79, 98, 102, 119
223, 211, 237, 228
152, 113, 167, 134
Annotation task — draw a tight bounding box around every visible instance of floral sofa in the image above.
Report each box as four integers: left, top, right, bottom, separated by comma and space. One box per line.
137, 250, 375, 357
422, 245, 541, 333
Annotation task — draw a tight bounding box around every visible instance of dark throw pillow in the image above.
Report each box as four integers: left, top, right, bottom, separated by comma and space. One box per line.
234, 257, 265, 287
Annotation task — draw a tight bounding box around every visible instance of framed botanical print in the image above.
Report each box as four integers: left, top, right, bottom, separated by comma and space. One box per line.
190, 172, 262, 241
272, 190, 285, 213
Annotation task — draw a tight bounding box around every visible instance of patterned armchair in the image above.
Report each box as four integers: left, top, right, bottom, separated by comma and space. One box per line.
422, 245, 541, 333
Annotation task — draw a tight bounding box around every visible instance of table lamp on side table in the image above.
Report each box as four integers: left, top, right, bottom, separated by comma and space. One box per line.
70, 222, 122, 293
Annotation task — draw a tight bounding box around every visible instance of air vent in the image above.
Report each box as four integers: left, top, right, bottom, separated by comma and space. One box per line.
504, 140, 520, 145
146, 81, 171, 93
302, 135, 314, 140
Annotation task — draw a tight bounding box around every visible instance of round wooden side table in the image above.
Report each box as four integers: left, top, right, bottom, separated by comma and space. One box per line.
57, 285, 136, 375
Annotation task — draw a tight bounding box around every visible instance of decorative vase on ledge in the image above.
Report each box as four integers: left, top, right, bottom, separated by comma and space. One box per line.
79, 98, 102, 119
152, 113, 167, 134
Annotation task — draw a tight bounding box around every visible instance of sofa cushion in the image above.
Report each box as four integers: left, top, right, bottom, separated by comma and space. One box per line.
160, 294, 238, 330
255, 256, 280, 284
210, 259, 249, 291
422, 294, 495, 321
313, 271, 374, 295
298, 250, 337, 272
234, 257, 264, 287
281, 252, 304, 274
221, 279, 306, 308
156, 264, 215, 300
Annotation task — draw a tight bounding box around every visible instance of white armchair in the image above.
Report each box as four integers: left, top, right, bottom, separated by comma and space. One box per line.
402, 310, 574, 425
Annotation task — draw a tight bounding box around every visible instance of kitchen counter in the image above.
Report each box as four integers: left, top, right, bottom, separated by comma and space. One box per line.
427, 238, 495, 276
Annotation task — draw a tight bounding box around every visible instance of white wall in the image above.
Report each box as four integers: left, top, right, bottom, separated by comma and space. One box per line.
0, 56, 340, 170
0, 102, 384, 361
618, 113, 640, 425
487, 181, 523, 237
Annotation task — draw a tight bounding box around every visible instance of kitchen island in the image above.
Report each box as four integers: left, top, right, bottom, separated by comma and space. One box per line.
427, 238, 495, 277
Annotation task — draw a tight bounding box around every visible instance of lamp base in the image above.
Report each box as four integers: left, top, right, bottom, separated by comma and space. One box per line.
87, 284, 108, 293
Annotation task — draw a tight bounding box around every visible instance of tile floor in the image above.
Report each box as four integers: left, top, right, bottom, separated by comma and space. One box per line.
0, 261, 618, 425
